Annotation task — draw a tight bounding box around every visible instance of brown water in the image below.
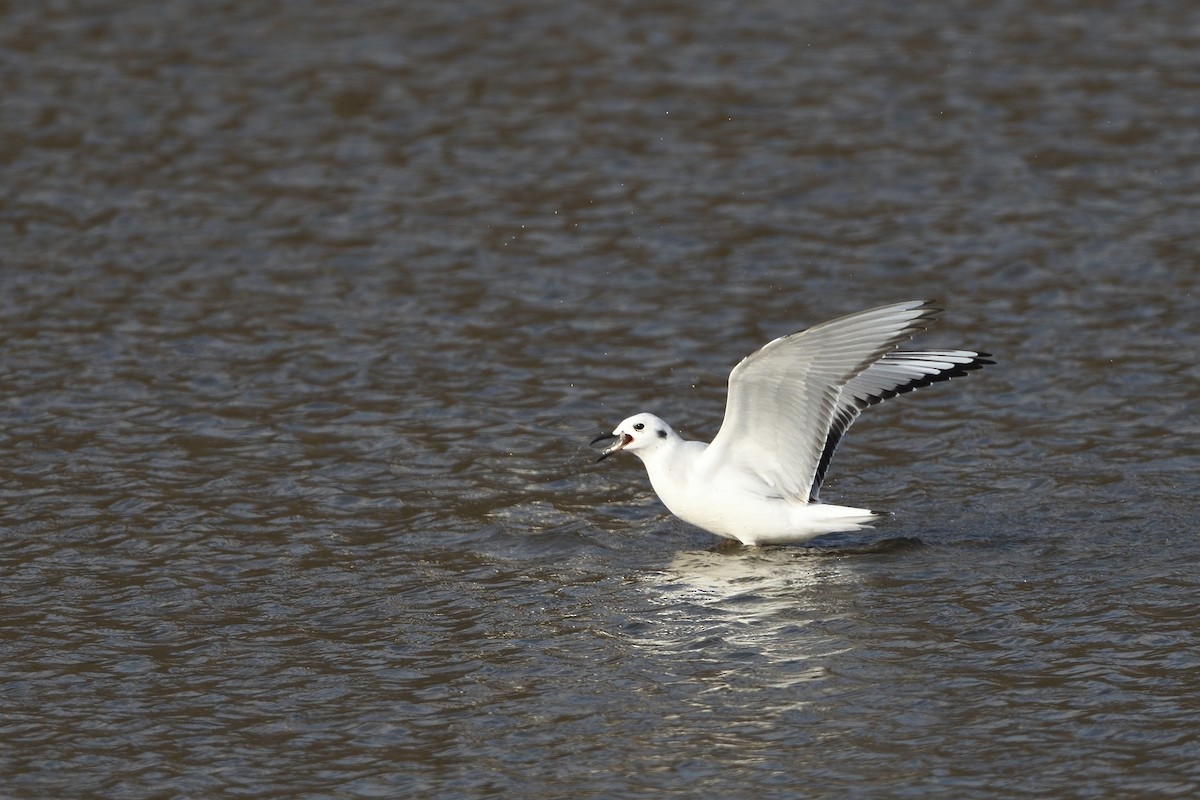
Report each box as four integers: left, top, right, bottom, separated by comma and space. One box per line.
2, 1, 1199, 797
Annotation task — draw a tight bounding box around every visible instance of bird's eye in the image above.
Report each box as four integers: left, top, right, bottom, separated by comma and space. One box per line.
633, 422, 645, 431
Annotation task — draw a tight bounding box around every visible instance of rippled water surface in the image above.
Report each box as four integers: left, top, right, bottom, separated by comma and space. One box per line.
2, 1, 1199, 797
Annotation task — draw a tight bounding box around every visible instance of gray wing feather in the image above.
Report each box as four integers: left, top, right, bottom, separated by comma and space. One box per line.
808, 349, 994, 500
702, 300, 948, 503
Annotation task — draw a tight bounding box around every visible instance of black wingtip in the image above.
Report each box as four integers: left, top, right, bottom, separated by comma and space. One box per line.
907, 299, 946, 331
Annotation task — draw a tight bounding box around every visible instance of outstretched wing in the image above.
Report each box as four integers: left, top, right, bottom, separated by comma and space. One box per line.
808, 348, 994, 500
702, 300, 943, 503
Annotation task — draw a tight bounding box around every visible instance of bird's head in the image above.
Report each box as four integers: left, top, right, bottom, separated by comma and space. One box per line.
591, 413, 674, 462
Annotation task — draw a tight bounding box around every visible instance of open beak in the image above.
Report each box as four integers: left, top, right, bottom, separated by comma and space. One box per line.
591, 432, 632, 462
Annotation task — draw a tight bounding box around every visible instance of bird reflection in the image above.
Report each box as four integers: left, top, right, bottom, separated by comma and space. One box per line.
625, 538, 924, 692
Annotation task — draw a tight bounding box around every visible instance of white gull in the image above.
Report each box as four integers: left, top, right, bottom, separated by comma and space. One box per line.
591, 300, 992, 546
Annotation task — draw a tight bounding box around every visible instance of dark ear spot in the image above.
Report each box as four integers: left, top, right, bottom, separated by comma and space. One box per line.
657, 428, 667, 439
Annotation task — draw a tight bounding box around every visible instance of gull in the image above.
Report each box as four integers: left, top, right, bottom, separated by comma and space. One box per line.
591, 300, 992, 546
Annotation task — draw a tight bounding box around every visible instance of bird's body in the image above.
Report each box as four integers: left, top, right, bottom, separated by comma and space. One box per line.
592, 300, 992, 546
623, 423, 876, 545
